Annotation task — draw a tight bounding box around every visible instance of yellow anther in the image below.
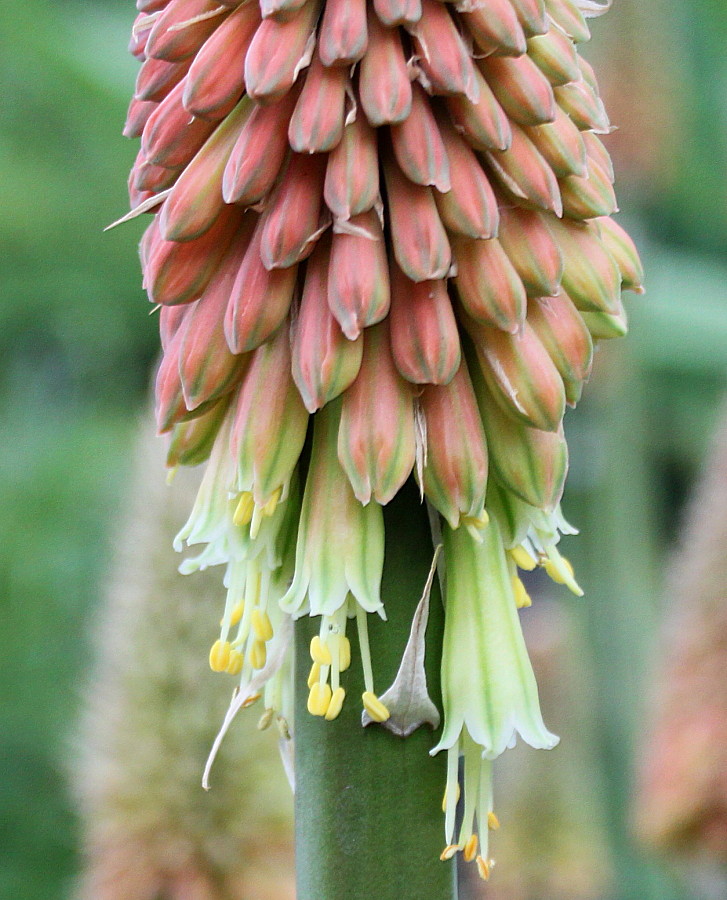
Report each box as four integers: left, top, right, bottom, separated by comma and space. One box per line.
476, 856, 491, 881
463, 510, 490, 529
277, 715, 291, 740
242, 692, 261, 708
257, 708, 274, 731
463, 834, 479, 863
165, 466, 178, 486
251, 608, 274, 642
487, 811, 500, 831
228, 602, 244, 627
543, 555, 574, 584
310, 635, 332, 666
441, 783, 461, 812
325, 686, 346, 721
307, 662, 321, 689
512, 576, 532, 609
338, 636, 351, 672
362, 691, 390, 723
307, 682, 332, 717
233, 491, 254, 527
225, 649, 243, 676
209, 640, 231, 673
439, 844, 460, 861
250, 639, 267, 670
509, 545, 537, 571
262, 486, 282, 518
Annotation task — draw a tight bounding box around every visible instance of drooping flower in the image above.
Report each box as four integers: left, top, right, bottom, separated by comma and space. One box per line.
121, 0, 642, 876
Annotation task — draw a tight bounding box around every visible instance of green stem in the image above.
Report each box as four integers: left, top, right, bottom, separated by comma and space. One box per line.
294, 481, 457, 900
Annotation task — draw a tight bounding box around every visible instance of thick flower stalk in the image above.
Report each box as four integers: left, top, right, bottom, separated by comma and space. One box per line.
121, 0, 643, 881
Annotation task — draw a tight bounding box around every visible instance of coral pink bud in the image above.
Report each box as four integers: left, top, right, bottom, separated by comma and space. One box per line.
479, 53, 556, 127
141, 79, 216, 168
485, 122, 563, 216
222, 90, 297, 206
324, 114, 379, 220
224, 217, 298, 354
524, 106, 587, 178
259, 152, 327, 269
359, 9, 412, 126
391, 82, 450, 192
292, 235, 363, 412
554, 80, 610, 134
145, 0, 227, 63
407, 0, 478, 101
546, 0, 590, 43
289, 50, 348, 153
244, 0, 322, 104
318, 0, 367, 65
459, 0, 526, 57
593, 217, 644, 293
419, 357, 489, 529
446, 67, 511, 152
374, 0, 421, 26
383, 154, 451, 282
548, 217, 622, 314
338, 321, 416, 505
135, 56, 189, 104
328, 210, 390, 340
509, 0, 548, 37
261, 0, 309, 22
124, 96, 157, 140
388, 265, 460, 386
527, 28, 581, 87
182, 1, 260, 120
498, 206, 563, 298
528, 294, 594, 406
452, 237, 526, 332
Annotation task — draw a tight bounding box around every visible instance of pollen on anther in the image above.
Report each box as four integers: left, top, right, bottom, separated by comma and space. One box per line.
510, 545, 537, 571
325, 686, 346, 721
439, 844, 459, 861
252, 608, 274, 642
209, 639, 231, 672
362, 690, 390, 723
463, 834, 479, 863
476, 855, 491, 881
307, 661, 321, 689
487, 811, 500, 830
233, 492, 255, 527
310, 635, 333, 666
225, 649, 243, 675
250, 639, 267, 670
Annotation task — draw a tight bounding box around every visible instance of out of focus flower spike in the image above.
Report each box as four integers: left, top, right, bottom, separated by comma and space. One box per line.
408, 0, 479, 102
292, 234, 364, 412
328, 210, 391, 340
452, 237, 527, 332
469, 355, 568, 511
485, 123, 563, 216
259, 152, 327, 270
289, 50, 348, 153
478, 54, 556, 127
547, 217, 622, 315
391, 83, 451, 192
159, 96, 250, 242
498, 207, 563, 298
359, 8, 413, 126
593, 217, 645, 292
244, 0, 322, 104
544, 0, 591, 42
181, 1, 260, 120
527, 295, 594, 407
446, 67, 512, 152
146, 204, 243, 306
318, 0, 368, 66
388, 265, 461, 386
459, 0, 527, 58
374, 0, 422, 27
324, 113, 380, 220
419, 356, 489, 531
230, 326, 308, 508
526, 28, 581, 87
338, 321, 416, 506
465, 315, 566, 433
223, 217, 299, 354
222, 91, 297, 206
524, 107, 587, 178
141, 79, 216, 168
384, 154, 451, 282
145, 0, 227, 63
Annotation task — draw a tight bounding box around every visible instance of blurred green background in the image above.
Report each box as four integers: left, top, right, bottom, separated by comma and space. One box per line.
1, 0, 726, 898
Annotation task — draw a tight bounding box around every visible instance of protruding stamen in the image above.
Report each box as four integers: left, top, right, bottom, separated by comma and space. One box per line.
509, 544, 537, 570
310, 635, 333, 666
441, 782, 461, 813
229, 602, 244, 627
307, 661, 321, 689
463, 833, 479, 863
258, 708, 274, 731
209, 639, 231, 672
252, 608, 274, 642
439, 844, 459, 861
338, 635, 351, 672
262, 486, 283, 517
543, 547, 583, 596
325, 686, 346, 721
225, 649, 243, 675
233, 491, 254, 527
512, 576, 532, 609
250, 639, 267, 670
308, 682, 333, 717
361, 690, 390, 722
475, 856, 491, 881
487, 812, 500, 831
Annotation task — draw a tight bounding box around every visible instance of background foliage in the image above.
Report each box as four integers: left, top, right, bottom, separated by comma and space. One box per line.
1, 0, 726, 897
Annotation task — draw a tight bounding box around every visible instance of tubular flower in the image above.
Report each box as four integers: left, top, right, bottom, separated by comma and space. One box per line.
122, 0, 641, 877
